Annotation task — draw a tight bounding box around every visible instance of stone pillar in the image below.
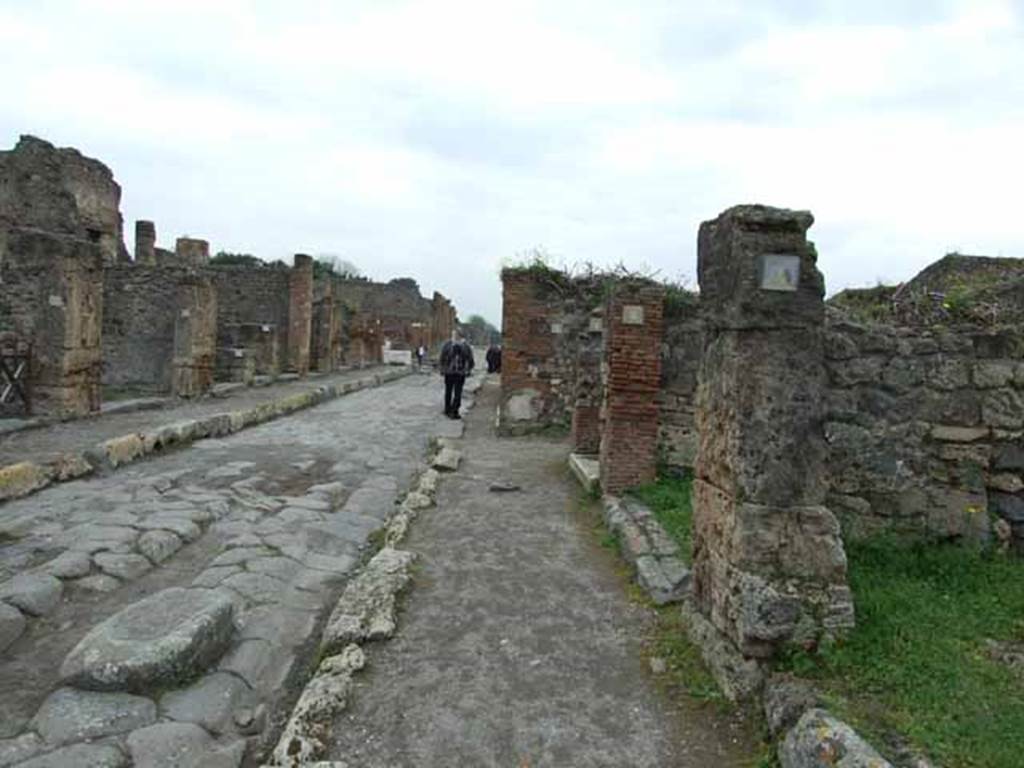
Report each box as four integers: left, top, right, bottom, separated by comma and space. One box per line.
171, 275, 217, 397
693, 205, 853, 666
287, 254, 314, 376
135, 220, 156, 266
0, 229, 103, 416
599, 281, 664, 494
175, 237, 210, 267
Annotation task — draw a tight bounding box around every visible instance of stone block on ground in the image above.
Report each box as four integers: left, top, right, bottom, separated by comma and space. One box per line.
431, 447, 461, 472
61, 587, 235, 692
93, 553, 152, 582
0, 602, 26, 654
0, 732, 44, 766
0, 572, 63, 617
680, 599, 763, 702
73, 574, 121, 594
32, 687, 156, 746
763, 674, 820, 737
41, 551, 92, 579
137, 530, 184, 563
779, 708, 892, 768
635, 556, 691, 605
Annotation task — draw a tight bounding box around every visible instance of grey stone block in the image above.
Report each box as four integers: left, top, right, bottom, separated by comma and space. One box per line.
126, 722, 244, 768
137, 530, 183, 563
160, 672, 255, 734
41, 551, 92, 579
0, 572, 63, 617
779, 708, 892, 768
61, 587, 235, 692
32, 687, 156, 746
0, 732, 44, 766
15, 742, 127, 768
93, 553, 152, 582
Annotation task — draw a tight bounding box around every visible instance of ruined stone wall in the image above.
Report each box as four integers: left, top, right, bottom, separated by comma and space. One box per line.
334, 277, 436, 351
431, 292, 457, 352
102, 265, 186, 393
0, 229, 104, 415
206, 264, 291, 371
171, 275, 217, 396
658, 299, 703, 471
499, 269, 604, 434
288, 255, 313, 375
825, 312, 1024, 548
0, 135, 126, 264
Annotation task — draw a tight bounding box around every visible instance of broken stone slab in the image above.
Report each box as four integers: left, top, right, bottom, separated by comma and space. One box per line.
0, 602, 26, 654
126, 722, 245, 768
779, 708, 893, 768
431, 447, 461, 472
14, 742, 128, 768
95, 433, 146, 469
93, 553, 152, 582
61, 587, 235, 692
32, 687, 156, 746
73, 574, 121, 594
269, 644, 365, 767
416, 469, 440, 497
0, 461, 52, 503
159, 672, 256, 735
135, 516, 202, 542
0, 732, 44, 766
137, 530, 183, 563
402, 490, 433, 511
568, 453, 600, 494
321, 547, 416, 655
0, 572, 63, 617
488, 481, 521, 492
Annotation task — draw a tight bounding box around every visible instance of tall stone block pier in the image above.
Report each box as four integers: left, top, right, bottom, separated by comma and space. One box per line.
288, 253, 314, 376
599, 280, 664, 494
693, 205, 853, 664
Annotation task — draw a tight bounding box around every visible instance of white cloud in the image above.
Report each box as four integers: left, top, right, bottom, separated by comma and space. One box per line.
0, 0, 1022, 322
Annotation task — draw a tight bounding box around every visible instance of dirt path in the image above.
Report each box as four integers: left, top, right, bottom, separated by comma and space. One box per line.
327, 376, 759, 767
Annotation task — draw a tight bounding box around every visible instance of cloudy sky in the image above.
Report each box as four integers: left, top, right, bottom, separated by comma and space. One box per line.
1, 0, 1022, 324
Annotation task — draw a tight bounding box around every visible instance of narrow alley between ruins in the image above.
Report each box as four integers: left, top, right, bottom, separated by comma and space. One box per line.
0, 370, 467, 766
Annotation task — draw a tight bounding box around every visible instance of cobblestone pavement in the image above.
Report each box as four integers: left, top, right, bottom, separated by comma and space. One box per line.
0, 370, 469, 767
327, 376, 758, 767
0, 367, 392, 468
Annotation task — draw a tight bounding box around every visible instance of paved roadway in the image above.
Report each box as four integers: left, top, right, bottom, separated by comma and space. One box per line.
0, 371, 464, 766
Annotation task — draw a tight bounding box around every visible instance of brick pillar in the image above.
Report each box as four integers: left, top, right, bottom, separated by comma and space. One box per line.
0, 229, 103, 416
693, 205, 853, 665
171, 275, 217, 397
134, 220, 156, 266
599, 281, 664, 494
288, 254, 314, 375
175, 237, 210, 267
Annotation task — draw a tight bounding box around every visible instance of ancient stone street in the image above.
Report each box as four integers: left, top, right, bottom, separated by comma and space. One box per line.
0, 371, 466, 765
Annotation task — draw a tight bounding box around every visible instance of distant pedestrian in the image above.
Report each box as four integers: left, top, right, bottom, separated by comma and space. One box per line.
416, 344, 427, 370
485, 344, 502, 373
439, 331, 474, 419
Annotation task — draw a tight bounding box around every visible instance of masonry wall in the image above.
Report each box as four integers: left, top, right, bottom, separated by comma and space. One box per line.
0, 229, 104, 415
102, 265, 186, 392
499, 269, 605, 434
658, 300, 703, 471
825, 311, 1024, 548
206, 265, 291, 372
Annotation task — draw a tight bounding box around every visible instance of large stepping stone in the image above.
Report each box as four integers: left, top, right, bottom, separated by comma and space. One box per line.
32, 687, 156, 746
60, 587, 235, 692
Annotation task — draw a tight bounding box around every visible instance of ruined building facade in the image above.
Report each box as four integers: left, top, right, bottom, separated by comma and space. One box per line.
0, 136, 458, 415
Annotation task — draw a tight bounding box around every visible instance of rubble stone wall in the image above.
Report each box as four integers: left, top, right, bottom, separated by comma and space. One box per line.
288, 255, 313, 375
171, 275, 217, 396
206, 265, 292, 373
658, 301, 703, 471
825, 314, 1024, 548
0, 135, 126, 265
102, 265, 187, 393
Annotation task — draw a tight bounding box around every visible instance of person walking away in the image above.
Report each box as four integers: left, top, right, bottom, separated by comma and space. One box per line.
485, 345, 498, 373
439, 332, 474, 419
416, 344, 426, 370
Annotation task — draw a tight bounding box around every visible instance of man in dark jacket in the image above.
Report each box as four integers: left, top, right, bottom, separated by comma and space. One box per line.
439, 332, 475, 419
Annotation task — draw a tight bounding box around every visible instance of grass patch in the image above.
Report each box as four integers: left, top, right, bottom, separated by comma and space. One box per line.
629, 472, 694, 563
776, 537, 1024, 768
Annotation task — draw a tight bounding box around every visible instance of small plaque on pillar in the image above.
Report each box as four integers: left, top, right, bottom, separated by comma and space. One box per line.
760, 254, 801, 292
622, 305, 644, 325
588, 317, 603, 333
550, 322, 563, 335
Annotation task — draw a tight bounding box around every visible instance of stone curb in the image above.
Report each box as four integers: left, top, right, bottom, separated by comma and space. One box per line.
260, 444, 455, 767
0, 368, 411, 505
601, 496, 691, 605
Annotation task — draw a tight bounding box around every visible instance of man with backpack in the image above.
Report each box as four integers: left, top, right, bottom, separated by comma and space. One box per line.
439, 331, 475, 419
